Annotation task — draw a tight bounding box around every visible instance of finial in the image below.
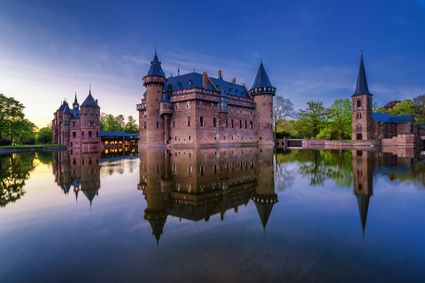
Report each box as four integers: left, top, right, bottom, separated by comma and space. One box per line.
260, 52, 263, 62
177, 65, 180, 76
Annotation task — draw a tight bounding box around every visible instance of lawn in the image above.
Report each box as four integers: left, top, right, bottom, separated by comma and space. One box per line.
0, 144, 65, 149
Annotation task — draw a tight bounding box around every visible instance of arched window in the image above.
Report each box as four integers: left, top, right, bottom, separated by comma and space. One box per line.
357, 99, 362, 109
356, 113, 362, 120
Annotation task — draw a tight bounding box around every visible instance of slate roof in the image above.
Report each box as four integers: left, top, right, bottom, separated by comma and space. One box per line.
251, 62, 273, 90
81, 90, 100, 108
165, 72, 250, 99
147, 52, 165, 77
353, 54, 372, 97
372, 112, 415, 124
100, 131, 139, 138
62, 102, 71, 114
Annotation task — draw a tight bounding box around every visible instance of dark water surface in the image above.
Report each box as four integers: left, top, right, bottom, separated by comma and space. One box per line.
1, 147, 425, 283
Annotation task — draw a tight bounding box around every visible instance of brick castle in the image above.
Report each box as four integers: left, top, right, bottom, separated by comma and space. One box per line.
52, 89, 101, 150
137, 52, 275, 148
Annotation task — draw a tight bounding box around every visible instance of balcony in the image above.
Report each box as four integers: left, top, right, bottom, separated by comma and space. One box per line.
160, 102, 173, 115
137, 102, 146, 111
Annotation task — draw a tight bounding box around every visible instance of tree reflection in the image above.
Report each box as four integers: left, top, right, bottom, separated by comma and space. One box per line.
0, 153, 35, 207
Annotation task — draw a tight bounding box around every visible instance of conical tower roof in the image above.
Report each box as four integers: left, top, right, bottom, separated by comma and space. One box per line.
81, 89, 100, 108
251, 62, 273, 89
356, 194, 371, 236
148, 218, 166, 246
254, 202, 275, 230
147, 51, 165, 77
353, 53, 372, 96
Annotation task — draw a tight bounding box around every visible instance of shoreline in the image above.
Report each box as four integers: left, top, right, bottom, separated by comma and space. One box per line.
0, 145, 66, 155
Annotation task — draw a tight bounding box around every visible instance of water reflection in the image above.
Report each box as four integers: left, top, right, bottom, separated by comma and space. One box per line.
138, 147, 278, 242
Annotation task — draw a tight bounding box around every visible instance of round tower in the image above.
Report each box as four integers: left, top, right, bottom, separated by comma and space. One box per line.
80, 88, 100, 150
250, 62, 276, 146
141, 51, 166, 147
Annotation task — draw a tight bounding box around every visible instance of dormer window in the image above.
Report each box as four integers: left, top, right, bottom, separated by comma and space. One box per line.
188, 80, 193, 86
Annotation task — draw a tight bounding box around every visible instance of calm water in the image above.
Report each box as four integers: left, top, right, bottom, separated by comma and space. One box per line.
1, 147, 425, 283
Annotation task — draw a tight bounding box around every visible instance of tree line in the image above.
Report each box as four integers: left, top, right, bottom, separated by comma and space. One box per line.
100, 113, 138, 133
274, 94, 425, 140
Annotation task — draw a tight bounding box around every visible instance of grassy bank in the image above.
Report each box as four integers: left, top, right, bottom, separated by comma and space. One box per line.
0, 144, 64, 149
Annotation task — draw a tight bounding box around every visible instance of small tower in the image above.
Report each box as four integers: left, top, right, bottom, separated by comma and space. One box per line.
80, 87, 101, 150
140, 51, 166, 147
72, 93, 79, 110
352, 53, 374, 141
250, 61, 276, 145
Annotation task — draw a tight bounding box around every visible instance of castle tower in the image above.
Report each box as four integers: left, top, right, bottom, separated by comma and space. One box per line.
352, 54, 374, 141
139, 51, 166, 148
249, 62, 276, 145
80, 88, 101, 150
252, 147, 278, 231
352, 150, 375, 236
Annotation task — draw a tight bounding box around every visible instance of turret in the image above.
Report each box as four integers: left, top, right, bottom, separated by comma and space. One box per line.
80, 87, 101, 150
352, 53, 374, 141
139, 51, 167, 147
250, 62, 275, 145
72, 93, 79, 110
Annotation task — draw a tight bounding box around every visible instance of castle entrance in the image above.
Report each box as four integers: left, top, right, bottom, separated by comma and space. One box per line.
356, 133, 363, 140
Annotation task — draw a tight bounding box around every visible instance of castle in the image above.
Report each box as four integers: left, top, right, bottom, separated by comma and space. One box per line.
351, 54, 425, 146
52, 89, 101, 150
137, 52, 275, 148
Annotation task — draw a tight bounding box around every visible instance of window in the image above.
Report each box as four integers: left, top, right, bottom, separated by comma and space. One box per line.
250, 121, 253, 129
239, 120, 242, 128
356, 113, 362, 120
172, 119, 175, 127
213, 118, 217, 127
156, 122, 159, 128
175, 103, 180, 110
89, 131, 92, 138
144, 121, 147, 129
200, 116, 204, 127
245, 120, 247, 129
356, 124, 362, 133
186, 101, 190, 109
72, 121, 76, 127
189, 136, 191, 141
231, 119, 234, 128
82, 131, 85, 138
357, 99, 362, 109
72, 132, 76, 138
187, 117, 191, 127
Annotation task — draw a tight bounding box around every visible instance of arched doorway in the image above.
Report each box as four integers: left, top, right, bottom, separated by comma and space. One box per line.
357, 133, 363, 140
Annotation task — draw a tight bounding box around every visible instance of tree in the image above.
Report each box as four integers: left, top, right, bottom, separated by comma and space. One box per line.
125, 116, 138, 133
36, 127, 53, 144
273, 96, 295, 135
297, 101, 327, 138
387, 99, 415, 115
414, 94, 425, 124
0, 94, 36, 145
326, 98, 352, 140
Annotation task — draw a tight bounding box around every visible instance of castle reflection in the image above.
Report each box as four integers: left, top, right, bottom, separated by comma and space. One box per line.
53, 150, 101, 206
138, 147, 278, 242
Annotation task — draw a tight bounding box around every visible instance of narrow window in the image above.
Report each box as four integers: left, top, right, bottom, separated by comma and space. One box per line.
187, 117, 191, 127
245, 120, 247, 129
72, 132, 76, 138
156, 121, 159, 128
144, 121, 147, 129
213, 118, 217, 127
200, 116, 204, 127
239, 120, 242, 128
357, 99, 362, 109
250, 121, 253, 129
231, 119, 234, 128
172, 119, 175, 127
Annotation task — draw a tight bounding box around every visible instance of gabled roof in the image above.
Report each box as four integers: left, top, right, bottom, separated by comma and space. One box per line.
353, 54, 372, 97
147, 51, 165, 77
372, 112, 415, 124
81, 90, 100, 108
251, 62, 273, 90
165, 72, 250, 99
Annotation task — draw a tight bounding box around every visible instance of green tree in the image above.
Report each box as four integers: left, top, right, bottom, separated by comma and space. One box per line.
297, 101, 327, 138
273, 96, 295, 136
125, 116, 138, 133
0, 94, 36, 145
414, 94, 425, 124
36, 127, 53, 144
387, 99, 415, 115
326, 98, 352, 140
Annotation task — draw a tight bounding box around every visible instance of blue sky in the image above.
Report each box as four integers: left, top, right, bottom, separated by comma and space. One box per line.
1, 0, 425, 127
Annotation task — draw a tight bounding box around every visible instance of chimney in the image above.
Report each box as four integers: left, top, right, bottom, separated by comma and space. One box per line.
218, 70, 223, 79
232, 77, 236, 84
202, 71, 209, 89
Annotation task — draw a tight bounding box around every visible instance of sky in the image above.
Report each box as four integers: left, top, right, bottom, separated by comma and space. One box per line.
1, 0, 425, 127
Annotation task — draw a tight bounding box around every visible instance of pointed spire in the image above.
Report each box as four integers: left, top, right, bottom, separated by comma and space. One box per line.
81, 86, 100, 108
73, 92, 79, 109
353, 52, 372, 96
147, 51, 165, 77
249, 61, 276, 96
254, 201, 275, 231
356, 194, 371, 237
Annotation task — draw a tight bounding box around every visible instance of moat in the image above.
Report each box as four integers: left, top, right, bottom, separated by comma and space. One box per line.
1, 147, 425, 283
